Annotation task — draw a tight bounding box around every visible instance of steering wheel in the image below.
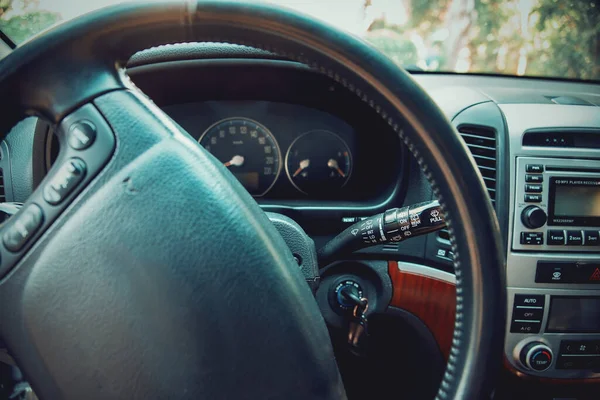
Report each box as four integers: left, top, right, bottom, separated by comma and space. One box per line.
0, 1, 505, 399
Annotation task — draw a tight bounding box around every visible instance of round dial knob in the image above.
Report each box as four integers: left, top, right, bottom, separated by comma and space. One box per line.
520, 342, 553, 371
521, 206, 547, 229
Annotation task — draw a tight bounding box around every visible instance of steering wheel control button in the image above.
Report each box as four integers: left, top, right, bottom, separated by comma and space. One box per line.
68, 120, 96, 150
535, 262, 576, 283
547, 230, 566, 245
521, 343, 553, 371
43, 158, 87, 205
566, 230, 584, 246
525, 164, 544, 173
510, 294, 545, 333
520, 231, 543, 245
521, 206, 547, 229
3, 204, 44, 252
524, 194, 542, 203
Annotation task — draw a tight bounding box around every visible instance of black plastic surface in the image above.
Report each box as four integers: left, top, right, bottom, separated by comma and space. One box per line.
523, 128, 600, 148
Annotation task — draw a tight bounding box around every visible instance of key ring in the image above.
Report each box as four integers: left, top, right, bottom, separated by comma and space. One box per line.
353, 297, 369, 318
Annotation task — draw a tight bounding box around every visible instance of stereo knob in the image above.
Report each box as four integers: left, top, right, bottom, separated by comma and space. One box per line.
520, 342, 553, 371
521, 206, 547, 229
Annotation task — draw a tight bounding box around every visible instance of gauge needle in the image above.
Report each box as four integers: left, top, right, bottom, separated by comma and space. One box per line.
293, 159, 310, 177
327, 158, 346, 178
224, 155, 244, 167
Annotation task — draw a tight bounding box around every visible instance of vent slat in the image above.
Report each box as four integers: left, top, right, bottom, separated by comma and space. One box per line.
0, 168, 4, 203
458, 125, 497, 211
0, 167, 4, 203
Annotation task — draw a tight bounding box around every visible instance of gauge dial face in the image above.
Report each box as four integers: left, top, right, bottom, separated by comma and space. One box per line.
199, 117, 281, 196
285, 130, 352, 195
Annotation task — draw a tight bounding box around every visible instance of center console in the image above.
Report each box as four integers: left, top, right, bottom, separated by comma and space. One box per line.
501, 104, 600, 380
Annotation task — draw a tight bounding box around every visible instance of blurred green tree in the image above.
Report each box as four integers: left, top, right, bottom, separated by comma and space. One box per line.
364, 0, 599, 80
527, 0, 600, 80
0, 0, 60, 44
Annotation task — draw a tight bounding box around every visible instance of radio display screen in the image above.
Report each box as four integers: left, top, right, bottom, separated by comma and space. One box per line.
547, 297, 600, 333
549, 177, 600, 226
554, 185, 600, 217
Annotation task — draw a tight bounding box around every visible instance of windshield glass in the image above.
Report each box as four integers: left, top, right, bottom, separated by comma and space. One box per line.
0, 0, 598, 81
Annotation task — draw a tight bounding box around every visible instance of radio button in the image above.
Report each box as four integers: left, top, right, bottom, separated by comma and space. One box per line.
525, 184, 543, 193
547, 230, 566, 245
520, 232, 543, 245
525, 174, 543, 183
535, 262, 576, 283
584, 230, 599, 246
524, 194, 542, 203
566, 230, 584, 245
526, 164, 544, 173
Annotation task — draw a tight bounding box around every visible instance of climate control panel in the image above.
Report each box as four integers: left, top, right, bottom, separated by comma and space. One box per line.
506, 289, 600, 379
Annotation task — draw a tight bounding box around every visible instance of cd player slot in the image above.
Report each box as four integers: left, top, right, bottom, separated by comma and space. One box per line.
545, 166, 600, 173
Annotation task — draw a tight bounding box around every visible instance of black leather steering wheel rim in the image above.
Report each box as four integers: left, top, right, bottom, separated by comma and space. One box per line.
0, 1, 506, 399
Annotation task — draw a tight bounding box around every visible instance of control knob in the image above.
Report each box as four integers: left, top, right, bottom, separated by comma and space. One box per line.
520, 342, 553, 371
521, 206, 547, 229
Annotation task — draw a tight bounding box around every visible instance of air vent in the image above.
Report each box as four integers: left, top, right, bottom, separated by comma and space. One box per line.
0, 169, 5, 203
458, 125, 497, 208
438, 126, 497, 243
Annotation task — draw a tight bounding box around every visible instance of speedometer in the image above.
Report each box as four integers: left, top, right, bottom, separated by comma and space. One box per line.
199, 117, 281, 196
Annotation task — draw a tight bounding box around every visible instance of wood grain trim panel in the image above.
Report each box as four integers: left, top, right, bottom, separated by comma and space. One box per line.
387, 261, 456, 358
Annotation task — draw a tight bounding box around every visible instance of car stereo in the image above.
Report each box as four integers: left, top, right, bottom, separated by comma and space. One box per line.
512, 157, 600, 251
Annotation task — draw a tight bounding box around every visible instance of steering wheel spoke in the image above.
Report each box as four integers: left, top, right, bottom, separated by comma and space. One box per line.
0, 103, 116, 279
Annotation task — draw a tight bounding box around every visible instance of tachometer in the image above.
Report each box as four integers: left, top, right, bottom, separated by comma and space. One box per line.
199, 117, 281, 196
285, 130, 352, 195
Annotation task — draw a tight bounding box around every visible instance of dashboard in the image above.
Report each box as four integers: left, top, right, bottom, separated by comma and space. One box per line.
2, 42, 600, 399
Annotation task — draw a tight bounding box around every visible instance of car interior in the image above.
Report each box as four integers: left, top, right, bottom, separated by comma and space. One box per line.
0, 1, 599, 399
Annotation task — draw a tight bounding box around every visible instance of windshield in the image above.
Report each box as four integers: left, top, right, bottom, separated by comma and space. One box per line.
0, 0, 598, 81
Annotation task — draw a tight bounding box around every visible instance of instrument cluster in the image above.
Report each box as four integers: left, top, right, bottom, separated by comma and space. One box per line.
162, 100, 397, 201
198, 116, 352, 197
